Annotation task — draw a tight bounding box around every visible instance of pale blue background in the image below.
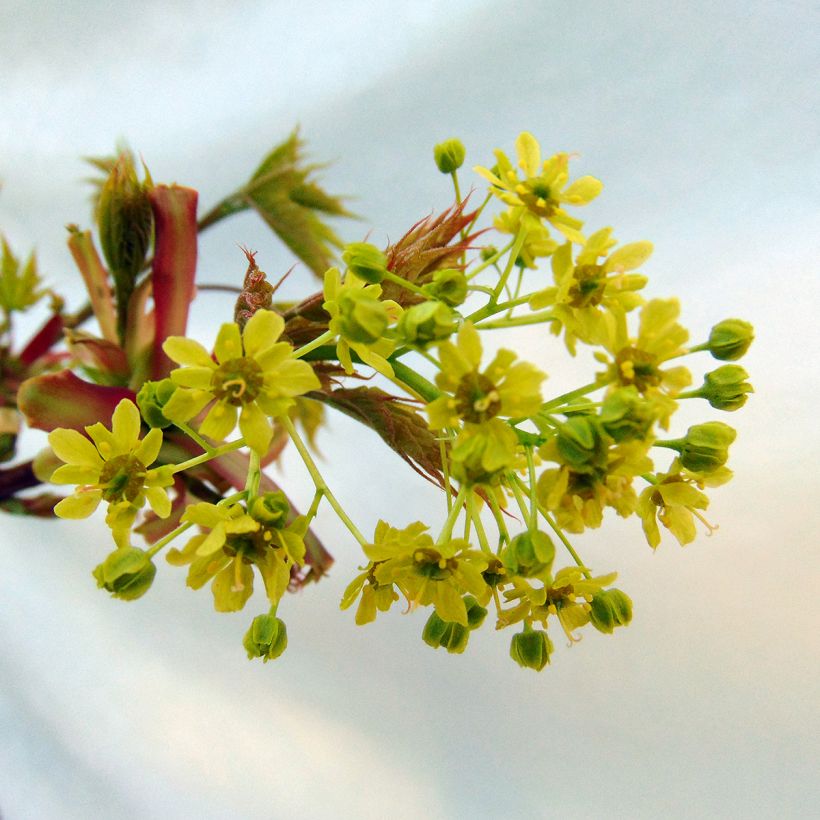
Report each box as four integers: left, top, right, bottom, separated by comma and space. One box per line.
1, 1, 819, 818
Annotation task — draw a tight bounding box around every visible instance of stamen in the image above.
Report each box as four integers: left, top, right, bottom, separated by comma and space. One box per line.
231, 553, 245, 591
222, 378, 247, 399
691, 508, 719, 536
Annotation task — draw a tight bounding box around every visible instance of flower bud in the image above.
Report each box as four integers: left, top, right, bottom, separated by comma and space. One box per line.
243, 614, 288, 662
92, 547, 156, 601
556, 416, 606, 470
136, 379, 177, 429
676, 421, 736, 473
422, 611, 470, 654
337, 290, 390, 344
464, 595, 489, 630
705, 319, 754, 361
600, 387, 654, 442
422, 268, 468, 307
433, 138, 466, 174
696, 365, 753, 411
502, 530, 555, 578
250, 491, 290, 526
480, 246, 499, 262
397, 301, 457, 348
510, 628, 553, 671
342, 242, 387, 285
589, 588, 633, 634
98, 153, 153, 296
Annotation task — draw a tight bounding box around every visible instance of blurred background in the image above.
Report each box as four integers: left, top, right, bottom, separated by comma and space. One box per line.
1, 1, 818, 818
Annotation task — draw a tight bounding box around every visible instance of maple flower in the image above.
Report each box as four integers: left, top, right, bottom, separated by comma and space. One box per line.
361, 520, 491, 626
637, 459, 731, 548
530, 228, 652, 352
474, 132, 602, 243
167, 494, 307, 611
49, 399, 172, 547
427, 322, 545, 430
161, 309, 320, 454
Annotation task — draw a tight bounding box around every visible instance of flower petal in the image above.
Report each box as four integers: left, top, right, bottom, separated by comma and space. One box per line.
162, 388, 213, 424
144, 486, 171, 518
239, 402, 272, 455
54, 490, 102, 519
170, 366, 215, 390
50, 464, 101, 485
48, 428, 103, 468
243, 309, 284, 357
515, 131, 542, 177
162, 336, 214, 367
199, 400, 238, 442
111, 400, 141, 453
214, 323, 242, 364
134, 427, 163, 467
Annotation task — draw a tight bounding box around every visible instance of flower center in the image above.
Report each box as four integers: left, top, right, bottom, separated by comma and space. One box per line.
614, 346, 662, 392
211, 357, 264, 406
568, 264, 606, 308
413, 548, 456, 580
98, 454, 146, 502
517, 178, 556, 218
454, 371, 502, 424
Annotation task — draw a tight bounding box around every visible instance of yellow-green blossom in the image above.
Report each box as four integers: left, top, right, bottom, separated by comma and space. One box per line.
360, 520, 490, 626
322, 267, 401, 377
493, 208, 558, 268
427, 322, 545, 429
530, 229, 651, 352
637, 459, 732, 548
474, 132, 603, 243
340, 565, 400, 625
596, 298, 692, 428
49, 399, 172, 548
161, 309, 320, 454
167, 494, 307, 611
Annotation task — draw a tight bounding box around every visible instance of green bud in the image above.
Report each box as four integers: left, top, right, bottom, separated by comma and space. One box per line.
243, 614, 288, 662
696, 365, 754, 411
556, 416, 606, 470
433, 138, 466, 174
589, 588, 633, 634
422, 268, 468, 307
705, 319, 754, 361
342, 242, 387, 285
250, 491, 290, 527
396, 301, 457, 348
92, 547, 156, 601
600, 387, 654, 442
501, 530, 555, 578
136, 379, 177, 429
480, 245, 499, 262
464, 595, 488, 630
510, 628, 553, 671
675, 421, 736, 473
422, 611, 470, 654
337, 290, 389, 344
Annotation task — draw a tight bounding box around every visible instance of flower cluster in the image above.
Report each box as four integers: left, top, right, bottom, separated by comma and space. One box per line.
4, 129, 753, 671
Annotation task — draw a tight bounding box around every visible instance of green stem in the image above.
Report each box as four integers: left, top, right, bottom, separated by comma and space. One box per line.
451, 170, 462, 204
466, 238, 515, 281
390, 359, 441, 402
541, 380, 605, 412
146, 521, 193, 559
170, 438, 246, 474
464, 292, 534, 325
468, 491, 492, 554
175, 421, 212, 454
475, 309, 555, 331
292, 330, 336, 360
525, 448, 538, 531
439, 438, 453, 513
383, 270, 428, 297
492, 229, 528, 302
486, 491, 510, 552
282, 415, 367, 547
245, 449, 261, 499
438, 485, 466, 544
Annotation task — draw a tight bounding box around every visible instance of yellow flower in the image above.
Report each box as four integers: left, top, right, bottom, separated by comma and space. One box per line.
596, 298, 692, 428
362, 520, 491, 626
49, 399, 172, 548
537, 439, 652, 533
167, 493, 307, 611
474, 132, 602, 243
322, 267, 401, 377
427, 321, 545, 430
161, 309, 320, 454
637, 460, 732, 548
493, 208, 558, 268
340, 566, 400, 625
530, 229, 651, 352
